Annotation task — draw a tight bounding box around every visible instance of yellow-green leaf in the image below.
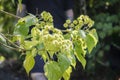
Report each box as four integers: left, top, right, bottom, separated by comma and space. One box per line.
85, 29, 98, 53
74, 51, 86, 69
14, 14, 38, 36
74, 42, 86, 69
23, 53, 35, 74
63, 66, 72, 80
79, 30, 86, 38
58, 54, 71, 72
23, 41, 38, 50
44, 61, 62, 80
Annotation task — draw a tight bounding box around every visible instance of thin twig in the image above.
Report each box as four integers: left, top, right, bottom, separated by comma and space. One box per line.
0, 33, 24, 50
0, 42, 19, 51
0, 10, 21, 19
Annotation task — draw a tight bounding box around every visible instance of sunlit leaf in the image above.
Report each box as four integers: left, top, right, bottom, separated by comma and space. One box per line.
36, 43, 44, 50
31, 27, 41, 40
23, 52, 35, 74
85, 29, 98, 53
74, 42, 86, 69
31, 48, 37, 57
38, 51, 49, 62
63, 66, 72, 80
12, 35, 24, 44
14, 14, 38, 36
14, 22, 29, 36
74, 51, 86, 69
67, 50, 76, 68
23, 41, 38, 50
63, 33, 71, 39
44, 61, 62, 80
90, 29, 98, 45
79, 30, 86, 38
58, 54, 71, 72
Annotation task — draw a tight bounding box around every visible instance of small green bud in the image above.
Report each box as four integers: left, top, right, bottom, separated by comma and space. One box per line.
73, 20, 78, 25
69, 23, 74, 28
66, 19, 71, 24
63, 23, 69, 28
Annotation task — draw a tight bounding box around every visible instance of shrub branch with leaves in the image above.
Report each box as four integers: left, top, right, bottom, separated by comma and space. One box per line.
0, 11, 98, 80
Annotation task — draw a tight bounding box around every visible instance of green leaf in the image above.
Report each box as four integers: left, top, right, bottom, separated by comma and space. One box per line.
63, 33, 71, 39
90, 29, 98, 44
44, 61, 62, 80
79, 30, 86, 38
0, 34, 6, 43
36, 43, 44, 50
58, 54, 71, 72
23, 52, 35, 74
24, 14, 38, 26
75, 51, 86, 69
38, 51, 49, 62
85, 29, 98, 53
31, 48, 37, 57
14, 22, 29, 36
23, 41, 38, 50
66, 50, 76, 68
74, 43, 86, 69
14, 14, 38, 36
63, 66, 72, 80
70, 51, 76, 68
12, 35, 24, 44
31, 27, 41, 40
74, 40, 86, 57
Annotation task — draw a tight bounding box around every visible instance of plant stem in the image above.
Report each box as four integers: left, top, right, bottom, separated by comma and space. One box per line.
0, 10, 21, 19
0, 33, 24, 50
0, 42, 19, 51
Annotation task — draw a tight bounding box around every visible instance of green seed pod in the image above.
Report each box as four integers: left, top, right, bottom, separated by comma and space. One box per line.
63, 23, 69, 28
69, 23, 74, 28
73, 20, 78, 25
66, 19, 71, 24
